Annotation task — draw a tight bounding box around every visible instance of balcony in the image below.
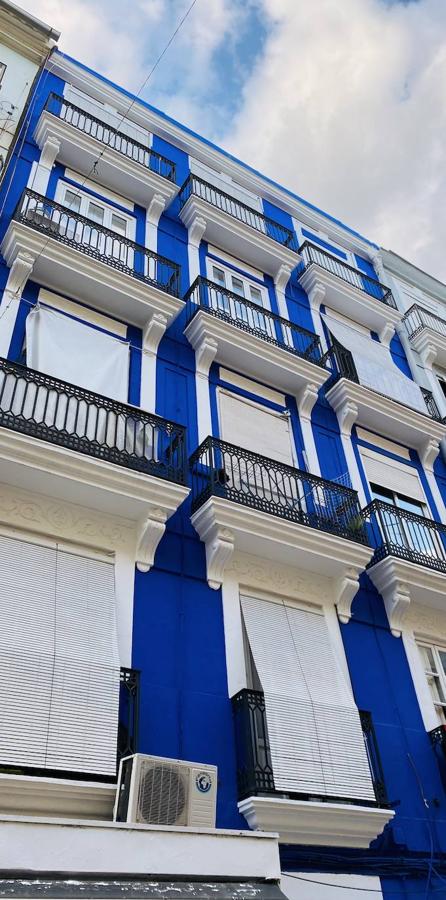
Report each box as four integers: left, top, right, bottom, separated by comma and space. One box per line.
2, 190, 183, 330
0, 667, 139, 821
178, 175, 299, 281
184, 277, 329, 400
0, 358, 189, 570
232, 689, 393, 847
363, 500, 446, 635
34, 93, 179, 208
402, 304, 446, 370
298, 242, 401, 345
325, 339, 446, 470
190, 437, 373, 612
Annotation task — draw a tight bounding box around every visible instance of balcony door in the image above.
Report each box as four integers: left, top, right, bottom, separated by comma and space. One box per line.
206, 261, 269, 335
370, 483, 444, 562
55, 183, 135, 269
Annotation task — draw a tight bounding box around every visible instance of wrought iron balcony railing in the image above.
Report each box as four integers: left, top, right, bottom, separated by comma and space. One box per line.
402, 303, 446, 342
118, 667, 140, 765
44, 93, 176, 183
178, 174, 299, 251
299, 241, 397, 309
190, 436, 368, 544
323, 336, 442, 421
15, 189, 181, 297
0, 358, 187, 484
232, 689, 388, 807
184, 276, 325, 366
362, 500, 446, 574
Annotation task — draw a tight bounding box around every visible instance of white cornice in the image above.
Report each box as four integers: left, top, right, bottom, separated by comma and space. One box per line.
0, 774, 114, 821
0, 4, 59, 64
48, 53, 379, 260
382, 249, 446, 305
239, 796, 394, 848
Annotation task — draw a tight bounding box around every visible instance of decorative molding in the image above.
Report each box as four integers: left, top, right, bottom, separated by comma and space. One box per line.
39, 135, 61, 171
143, 312, 168, 354
300, 266, 401, 338
406, 601, 446, 642
195, 336, 219, 377
0, 774, 115, 821
307, 281, 326, 313
188, 214, 207, 248
228, 551, 330, 604
206, 526, 235, 590
420, 437, 440, 473
4, 250, 36, 299
238, 796, 394, 848
369, 251, 385, 283
378, 321, 395, 348
0, 484, 134, 551
274, 263, 293, 295
367, 558, 412, 637
337, 399, 359, 437
135, 507, 168, 573
296, 383, 319, 420
335, 567, 362, 624
146, 192, 166, 228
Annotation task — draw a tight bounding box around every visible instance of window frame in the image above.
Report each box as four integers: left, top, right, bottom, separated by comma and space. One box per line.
206, 258, 269, 310
417, 640, 446, 725
55, 181, 136, 240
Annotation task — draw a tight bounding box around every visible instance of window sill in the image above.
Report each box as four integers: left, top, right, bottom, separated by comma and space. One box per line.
238, 795, 394, 848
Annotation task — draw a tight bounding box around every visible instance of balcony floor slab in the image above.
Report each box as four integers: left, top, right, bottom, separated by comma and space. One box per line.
1, 221, 183, 329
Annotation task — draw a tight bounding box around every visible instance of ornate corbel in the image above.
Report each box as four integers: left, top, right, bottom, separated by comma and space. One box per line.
146, 193, 166, 228
335, 567, 361, 624
370, 251, 386, 283
143, 312, 168, 355
420, 438, 440, 473
195, 336, 218, 378
136, 507, 168, 573
205, 525, 235, 589
383, 580, 411, 637
337, 399, 359, 437
4, 250, 36, 300
378, 321, 395, 348
297, 383, 319, 421
274, 264, 293, 295
188, 215, 207, 248
39, 135, 61, 171
308, 281, 326, 314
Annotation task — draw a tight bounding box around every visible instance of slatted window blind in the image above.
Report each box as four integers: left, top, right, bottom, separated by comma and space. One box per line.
219, 391, 295, 466
0, 535, 120, 776
241, 595, 375, 801
359, 447, 425, 502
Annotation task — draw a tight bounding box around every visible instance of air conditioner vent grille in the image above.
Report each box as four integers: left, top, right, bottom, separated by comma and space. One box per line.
137, 760, 189, 825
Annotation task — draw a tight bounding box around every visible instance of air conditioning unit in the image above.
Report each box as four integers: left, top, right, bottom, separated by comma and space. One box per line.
114, 753, 217, 828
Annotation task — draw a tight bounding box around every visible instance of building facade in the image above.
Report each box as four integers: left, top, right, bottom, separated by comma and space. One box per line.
0, 34, 445, 900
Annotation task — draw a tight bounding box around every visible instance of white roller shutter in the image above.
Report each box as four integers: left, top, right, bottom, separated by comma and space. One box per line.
359, 447, 425, 502
0, 535, 120, 776
241, 595, 375, 801
219, 391, 295, 466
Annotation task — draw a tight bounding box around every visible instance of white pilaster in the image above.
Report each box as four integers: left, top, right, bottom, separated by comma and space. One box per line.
195, 336, 218, 443
140, 312, 168, 413
29, 136, 61, 195
296, 383, 320, 476
145, 193, 166, 253
186, 215, 206, 287
274, 264, 292, 320
0, 251, 35, 357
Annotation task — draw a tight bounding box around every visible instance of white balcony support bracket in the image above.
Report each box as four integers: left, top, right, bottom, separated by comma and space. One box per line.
378, 321, 395, 348
369, 251, 386, 284
192, 334, 218, 444
274, 265, 293, 319
421, 438, 441, 473
308, 280, 326, 317
296, 383, 321, 476
192, 503, 235, 589
367, 559, 412, 637
135, 506, 168, 573
31, 136, 61, 194
186, 215, 207, 285
140, 313, 168, 413
0, 250, 36, 357
335, 566, 363, 624
145, 193, 166, 252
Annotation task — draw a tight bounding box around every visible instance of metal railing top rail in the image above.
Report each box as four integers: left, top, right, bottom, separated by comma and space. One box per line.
0, 356, 187, 484
45, 93, 176, 183
16, 189, 181, 297
178, 174, 299, 251
184, 276, 326, 365
402, 303, 446, 340
298, 240, 397, 309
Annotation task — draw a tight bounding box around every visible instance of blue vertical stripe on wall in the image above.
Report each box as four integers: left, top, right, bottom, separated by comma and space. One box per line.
127, 325, 142, 407
301, 228, 348, 259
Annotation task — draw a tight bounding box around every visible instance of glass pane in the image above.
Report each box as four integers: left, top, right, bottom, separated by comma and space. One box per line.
370, 483, 395, 504
231, 276, 245, 297
439, 650, 446, 677
64, 190, 81, 213
250, 286, 263, 306
212, 266, 226, 287
88, 202, 105, 224
396, 493, 425, 516
419, 645, 437, 672
111, 213, 127, 235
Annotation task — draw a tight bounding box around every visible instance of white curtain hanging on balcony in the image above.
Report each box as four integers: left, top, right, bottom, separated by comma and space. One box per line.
0, 534, 120, 776
26, 305, 129, 402
323, 313, 427, 414
240, 594, 376, 801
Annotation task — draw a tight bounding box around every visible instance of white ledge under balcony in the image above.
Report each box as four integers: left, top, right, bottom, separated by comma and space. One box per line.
363, 500, 446, 636
178, 175, 299, 281
233, 690, 394, 848
0, 358, 189, 572
184, 277, 329, 401
298, 242, 401, 345
402, 303, 446, 370
324, 341, 446, 469
190, 437, 373, 615
2, 190, 183, 330
35, 93, 179, 208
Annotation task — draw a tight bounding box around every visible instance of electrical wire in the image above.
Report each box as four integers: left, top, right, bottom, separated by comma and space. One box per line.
1, 0, 200, 311
283, 871, 446, 894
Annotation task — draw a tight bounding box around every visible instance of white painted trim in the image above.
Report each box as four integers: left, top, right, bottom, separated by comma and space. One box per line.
0, 774, 115, 821
218, 369, 286, 407
38, 287, 127, 336
402, 630, 440, 732
207, 245, 264, 281
238, 796, 393, 848
205, 258, 270, 311
356, 428, 411, 460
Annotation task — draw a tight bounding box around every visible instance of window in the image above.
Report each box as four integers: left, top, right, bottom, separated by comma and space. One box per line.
370, 483, 443, 561
435, 367, 446, 402
54, 182, 135, 268
58, 184, 133, 237
417, 643, 446, 725
0, 63, 6, 86
207, 260, 268, 332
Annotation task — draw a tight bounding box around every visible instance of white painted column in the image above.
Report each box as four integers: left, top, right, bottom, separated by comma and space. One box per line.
0, 251, 36, 357
194, 336, 218, 443
296, 383, 321, 476
140, 312, 168, 412
332, 400, 368, 506
28, 136, 60, 195
186, 215, 206, 286
221, 573, 246, 698
273, 263, 292, 321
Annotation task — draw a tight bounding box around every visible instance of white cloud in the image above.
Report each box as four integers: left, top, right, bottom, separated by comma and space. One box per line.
224, 0, 446, 280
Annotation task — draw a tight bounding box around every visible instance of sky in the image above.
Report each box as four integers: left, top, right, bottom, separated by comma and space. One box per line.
19, 0, 446, 282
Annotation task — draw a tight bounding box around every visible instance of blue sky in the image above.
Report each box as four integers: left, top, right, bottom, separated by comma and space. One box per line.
20, 0, 446, 282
